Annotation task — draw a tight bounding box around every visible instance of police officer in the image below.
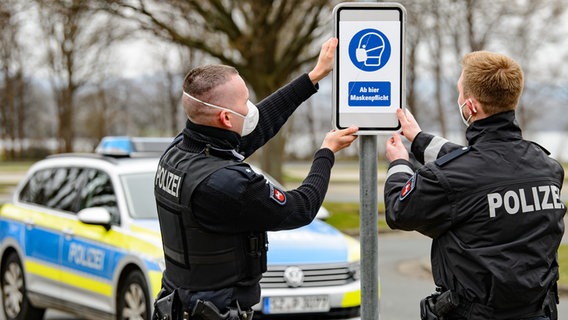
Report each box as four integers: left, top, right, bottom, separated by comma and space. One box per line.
384, 51, 565, 320
153, 38, 358, 320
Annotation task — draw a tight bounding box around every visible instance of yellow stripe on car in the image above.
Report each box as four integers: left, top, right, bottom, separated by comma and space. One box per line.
26, 260, 113, 297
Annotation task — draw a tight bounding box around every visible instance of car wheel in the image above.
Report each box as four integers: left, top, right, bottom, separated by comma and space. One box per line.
117, 270, 150, 320
1, 252, 45, 320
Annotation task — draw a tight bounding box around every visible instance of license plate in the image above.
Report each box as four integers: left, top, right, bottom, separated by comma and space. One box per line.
263, 295, 330, 314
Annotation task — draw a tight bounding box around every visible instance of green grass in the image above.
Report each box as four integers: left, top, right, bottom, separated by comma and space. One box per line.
0, 161, 32, 194
323, 201, 390, 235
0, 161, 34, 171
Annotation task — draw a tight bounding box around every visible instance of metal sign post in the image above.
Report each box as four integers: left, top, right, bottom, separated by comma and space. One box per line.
359, 135, 380, 319
333, 2, 406, 318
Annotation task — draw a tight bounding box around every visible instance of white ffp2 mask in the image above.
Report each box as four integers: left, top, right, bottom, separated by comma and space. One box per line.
184, 92, 259, 136
457, 99, 472, 127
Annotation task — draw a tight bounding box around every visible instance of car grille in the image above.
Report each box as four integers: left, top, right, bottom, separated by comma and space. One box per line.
260, 263, 354, 288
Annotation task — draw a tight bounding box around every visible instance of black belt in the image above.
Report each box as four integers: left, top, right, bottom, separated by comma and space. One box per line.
449, 292, 555, 320
153, 289, 254, 320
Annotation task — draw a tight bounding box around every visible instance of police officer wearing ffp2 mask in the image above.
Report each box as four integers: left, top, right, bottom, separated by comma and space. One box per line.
384, 51, 565, 320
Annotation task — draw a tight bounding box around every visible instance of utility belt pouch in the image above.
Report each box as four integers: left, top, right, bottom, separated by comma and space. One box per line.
545, 288, 558, 320
420, 293, 440, 320
191, 300, 253, 320
434, 290, 460, 316
154, 289, 180, 320
191, 300, 227, 320
420, 289, 459, 320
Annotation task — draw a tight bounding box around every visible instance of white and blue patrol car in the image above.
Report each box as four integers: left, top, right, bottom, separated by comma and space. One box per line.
0, 137, 361, 320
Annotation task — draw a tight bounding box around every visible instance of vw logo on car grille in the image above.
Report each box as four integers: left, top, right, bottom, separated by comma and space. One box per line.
283, 266, 304, 288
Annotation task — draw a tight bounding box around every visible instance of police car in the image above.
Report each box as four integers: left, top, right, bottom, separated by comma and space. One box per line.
0, 137, 361, 320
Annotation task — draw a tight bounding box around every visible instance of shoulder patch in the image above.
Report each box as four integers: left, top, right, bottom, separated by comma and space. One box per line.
399, 174, 416, 201
435, 146, 470, 167
269, 183, 287, 205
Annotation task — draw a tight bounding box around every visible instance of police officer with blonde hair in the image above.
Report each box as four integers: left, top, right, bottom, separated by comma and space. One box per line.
384, 51, 565, 319
153, 38, 358, 320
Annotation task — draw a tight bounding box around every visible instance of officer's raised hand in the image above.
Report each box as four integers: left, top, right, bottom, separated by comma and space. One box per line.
397, 108, 421, 142
386, 132, 409, 162
321, 126, 358, 153
308, 37, 338, 85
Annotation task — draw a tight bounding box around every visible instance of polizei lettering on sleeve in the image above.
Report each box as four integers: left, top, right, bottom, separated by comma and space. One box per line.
487, 185, 565, 218
155, 164, 182, 198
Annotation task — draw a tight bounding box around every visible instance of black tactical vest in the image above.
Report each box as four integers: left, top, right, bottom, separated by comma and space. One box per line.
154, 145, 267, 291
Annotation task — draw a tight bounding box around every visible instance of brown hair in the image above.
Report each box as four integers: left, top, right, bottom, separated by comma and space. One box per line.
461, 51, 524, 115
182, 65, 238, 121
183, 64, 238, 101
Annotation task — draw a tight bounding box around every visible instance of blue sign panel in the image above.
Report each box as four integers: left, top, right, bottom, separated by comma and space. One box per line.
348, 81, 391, 107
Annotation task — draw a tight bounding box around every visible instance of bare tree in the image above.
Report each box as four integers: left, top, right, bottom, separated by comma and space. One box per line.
399, 0, 567, 137
98, 0, 339, 181
503, 0, 566, 128
37, 0, 127, 152
402, 0, 427, 118
429, 0, 448, 137
0, 0, 31, 159
153, 43, 203, 136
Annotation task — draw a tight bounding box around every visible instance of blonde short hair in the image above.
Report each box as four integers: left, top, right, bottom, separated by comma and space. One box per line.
461, 51, 524, 115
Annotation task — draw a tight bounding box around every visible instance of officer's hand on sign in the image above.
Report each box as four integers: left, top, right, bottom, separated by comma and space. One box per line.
386, 132, 409, 162
397, 108, 421, 142
321, 126, 358, 153
308, 37, 338, 85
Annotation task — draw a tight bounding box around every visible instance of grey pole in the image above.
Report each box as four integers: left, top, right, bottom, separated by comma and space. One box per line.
359, 135, 379, 319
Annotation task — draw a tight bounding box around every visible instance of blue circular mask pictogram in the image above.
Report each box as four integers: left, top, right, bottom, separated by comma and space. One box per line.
349, 28, 391, 72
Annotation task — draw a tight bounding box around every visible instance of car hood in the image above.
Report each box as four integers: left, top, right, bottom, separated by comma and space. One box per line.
131, 219, 358, 265
266, 219, 355, 265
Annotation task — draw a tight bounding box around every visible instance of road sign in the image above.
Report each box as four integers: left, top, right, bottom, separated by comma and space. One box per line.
333, 2, 407, 134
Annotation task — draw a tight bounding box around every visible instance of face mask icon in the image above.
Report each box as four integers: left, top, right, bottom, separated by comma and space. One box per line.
355, 32, 385, 67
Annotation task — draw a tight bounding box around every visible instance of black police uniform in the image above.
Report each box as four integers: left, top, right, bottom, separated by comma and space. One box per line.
154, 74, 336, 318
384, 111, 566, 320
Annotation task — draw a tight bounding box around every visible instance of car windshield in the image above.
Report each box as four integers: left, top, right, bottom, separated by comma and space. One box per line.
121, 172, 158, 219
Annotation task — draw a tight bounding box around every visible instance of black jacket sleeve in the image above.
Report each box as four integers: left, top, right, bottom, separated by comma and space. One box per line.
411, 132, 464, 164
239, 74, 318, 157
384, 159, 454, 238
192, 148, 334, 233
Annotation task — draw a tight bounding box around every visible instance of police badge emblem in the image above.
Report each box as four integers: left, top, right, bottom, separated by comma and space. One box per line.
400, 174, 416, 201
269, 184, 287, 205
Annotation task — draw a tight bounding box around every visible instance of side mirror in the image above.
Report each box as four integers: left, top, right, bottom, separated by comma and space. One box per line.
77, 207, 112, 231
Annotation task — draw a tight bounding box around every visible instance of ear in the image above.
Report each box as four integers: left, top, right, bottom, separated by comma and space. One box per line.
467, 99, 477, 114
218, 110, 233, 128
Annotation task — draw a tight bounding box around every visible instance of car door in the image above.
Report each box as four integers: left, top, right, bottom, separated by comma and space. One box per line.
18, 167, 86, 300
59, 168, 120, 314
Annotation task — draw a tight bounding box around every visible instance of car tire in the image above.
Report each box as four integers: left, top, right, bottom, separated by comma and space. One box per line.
1, 252, 45, 320
117, 270, 151, 320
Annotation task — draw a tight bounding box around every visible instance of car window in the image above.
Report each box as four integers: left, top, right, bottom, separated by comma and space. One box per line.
20, 167, 87, 213
19, 168, 51, 205
80, 169, 119, 224
19, 167, 119, 223
121, 172, 158, 219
